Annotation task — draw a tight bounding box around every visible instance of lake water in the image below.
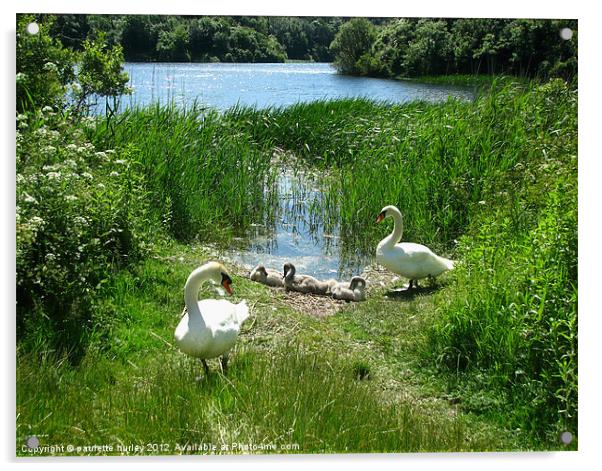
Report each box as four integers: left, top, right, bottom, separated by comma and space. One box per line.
110, 62, 471, 281
114, 62, 473, 112
221, 166, 372, 281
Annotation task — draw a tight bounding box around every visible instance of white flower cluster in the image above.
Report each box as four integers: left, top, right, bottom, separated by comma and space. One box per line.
73, 216, 89, 226
22, 192, 37, 204
43, 62, 58, 73
17, 214, 45, 247
81, 116, 97, 131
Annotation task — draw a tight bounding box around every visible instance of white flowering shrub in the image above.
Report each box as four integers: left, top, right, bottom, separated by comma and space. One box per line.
16, 110, 151, 348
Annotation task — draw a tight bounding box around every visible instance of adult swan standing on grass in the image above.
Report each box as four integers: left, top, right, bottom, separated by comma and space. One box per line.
175, 262, 249, 375
376, 205, 455, 290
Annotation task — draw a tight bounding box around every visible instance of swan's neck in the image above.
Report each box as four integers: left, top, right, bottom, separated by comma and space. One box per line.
382, 208, 404, 247
284, 266, 295, 282
184, 266, 212, 322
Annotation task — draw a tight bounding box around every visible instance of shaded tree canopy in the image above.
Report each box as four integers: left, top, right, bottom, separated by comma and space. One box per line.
39, 14, 577, 80
334, 17, 577, 80
44, 14, 343, 63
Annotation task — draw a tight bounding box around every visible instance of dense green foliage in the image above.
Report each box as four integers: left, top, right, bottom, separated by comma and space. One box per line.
332, 18, 577, 80
41, 14, 577, 82
329, 18, 377, 75
74, 32, 130, 114
16, 108, 152, 354
17, 15, 130, 114
17, 15, 75, 113
46, 14, 342, 63
16, 16, 139, 353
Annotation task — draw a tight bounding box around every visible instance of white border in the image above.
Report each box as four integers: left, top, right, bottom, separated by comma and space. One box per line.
9, 0, 582, 18
3, 2, 599, 471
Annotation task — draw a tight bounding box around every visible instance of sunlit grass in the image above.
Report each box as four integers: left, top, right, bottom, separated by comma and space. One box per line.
17, 347, 480, 455
17, 248, 515, 455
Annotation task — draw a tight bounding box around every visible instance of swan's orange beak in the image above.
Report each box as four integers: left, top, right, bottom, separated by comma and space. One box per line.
222, 279, 233, 295
376, 213, 385, 223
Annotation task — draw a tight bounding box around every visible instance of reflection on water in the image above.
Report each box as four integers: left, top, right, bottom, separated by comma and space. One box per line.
222, 166, 372, 280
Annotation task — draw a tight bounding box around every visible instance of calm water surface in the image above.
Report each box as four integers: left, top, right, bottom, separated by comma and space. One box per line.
116, 62, 473, 111
221, 167, 371, 280
113, 62, 471, 280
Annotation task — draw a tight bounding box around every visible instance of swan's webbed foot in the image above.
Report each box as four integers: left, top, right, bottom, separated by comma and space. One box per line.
220, 355, 229, 375
202, 359, 210, 376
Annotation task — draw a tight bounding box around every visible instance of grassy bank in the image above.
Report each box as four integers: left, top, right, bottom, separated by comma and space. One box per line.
403, 74, 527, 89
16, 244, 524, 454
16, 79, 577, 452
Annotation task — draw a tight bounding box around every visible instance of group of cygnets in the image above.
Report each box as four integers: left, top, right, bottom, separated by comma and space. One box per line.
249, 262, 367, 302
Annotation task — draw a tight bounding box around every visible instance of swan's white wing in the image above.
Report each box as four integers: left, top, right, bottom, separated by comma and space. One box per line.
198, 299, 248, 327
175, 299, 248, 359
379, 242, 441, 279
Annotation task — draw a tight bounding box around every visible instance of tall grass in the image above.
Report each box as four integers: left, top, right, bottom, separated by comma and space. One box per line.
88, 79, 573, 259
424, 80, 578, 440
216, 79, 574, 259
91, 104, 277, 241
427, 182, 577, 440
17, 347, 477, 454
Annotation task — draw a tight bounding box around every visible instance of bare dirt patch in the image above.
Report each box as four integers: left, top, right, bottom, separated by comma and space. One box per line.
279, 289, 349, 318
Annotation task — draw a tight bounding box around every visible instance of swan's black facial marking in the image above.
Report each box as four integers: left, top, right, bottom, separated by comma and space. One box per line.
283, 263, 294, 279
376, 209, 387, 223
221, 272, 232, 284
221, 272, 233, 295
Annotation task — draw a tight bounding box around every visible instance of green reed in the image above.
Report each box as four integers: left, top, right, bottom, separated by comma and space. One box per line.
91, 103, 278, 242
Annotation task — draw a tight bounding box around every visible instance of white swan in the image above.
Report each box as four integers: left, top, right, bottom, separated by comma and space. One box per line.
250, 264, 283, 287
174, 261, 249, 375
376, 205, 454, 289
332, 276, 367, 301
283, 262, 336, 295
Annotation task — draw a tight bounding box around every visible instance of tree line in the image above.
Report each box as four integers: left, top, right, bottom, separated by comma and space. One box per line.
330, 18, 577, 80
38, 14, 577, 80
47, 15, 346, 63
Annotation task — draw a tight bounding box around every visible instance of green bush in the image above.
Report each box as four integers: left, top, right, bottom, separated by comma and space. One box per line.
16, 109, 152, 353
331, 18, 578, 80
17, 14, 131, 115
73, 31, 131, 114
330, 18, 377, 75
